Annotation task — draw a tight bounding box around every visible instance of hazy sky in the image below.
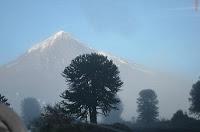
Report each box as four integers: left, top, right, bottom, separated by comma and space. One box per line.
0, 0, 199, 78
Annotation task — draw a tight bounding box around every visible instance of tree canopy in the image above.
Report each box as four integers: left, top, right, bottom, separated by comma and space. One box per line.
189, 79, 200, 118
33, 104, 73, 132
137, 89, 159, 124
171, 110, 191, 122
60, 53, 123, 124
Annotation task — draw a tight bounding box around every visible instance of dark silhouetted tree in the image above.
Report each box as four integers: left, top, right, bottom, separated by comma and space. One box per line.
0, 94, 10, 106
171, 110, 190, 122
189, 79, 200, 118
33, 104, 73, 131
60, 53, 123, 124
171, 110, 195, 127
137, 89, 159, 124
21, 97, 41, 127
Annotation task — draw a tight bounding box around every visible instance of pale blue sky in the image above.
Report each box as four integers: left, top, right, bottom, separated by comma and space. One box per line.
0, 0, 199, 78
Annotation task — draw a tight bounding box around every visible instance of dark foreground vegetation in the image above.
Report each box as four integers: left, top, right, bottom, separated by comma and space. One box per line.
32, 122, 133, 132
30, 118, 200, 132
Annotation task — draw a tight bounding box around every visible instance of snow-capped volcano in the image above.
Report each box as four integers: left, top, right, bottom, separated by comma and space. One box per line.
0, 31, 192, 120
27, 31, 68, 53
28, 31, 83, 53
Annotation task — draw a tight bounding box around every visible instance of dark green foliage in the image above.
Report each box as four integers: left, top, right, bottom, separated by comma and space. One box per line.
170, 110, 200, 129
131, 116, 200, 132
129, 109, 200, 132
21, 97, 41, 127
189, 79, 200, 118
171, 110, 191, 123
34, 122, 124, 132
61, 53, 123, 124
0, 94, 10, 106
131, 127, 200, 132
137, 89, 159, 124
130, 109, 200, 131
109, 123, 132, 132
33, 104, 73, 132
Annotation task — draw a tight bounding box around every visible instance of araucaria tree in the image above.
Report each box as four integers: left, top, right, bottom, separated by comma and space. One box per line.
60, 53, 123, 124
0, 94, 10, 106
189, 79, 200, 118
137, 89, 159, 124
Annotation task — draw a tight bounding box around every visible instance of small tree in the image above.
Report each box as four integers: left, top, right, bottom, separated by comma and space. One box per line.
61, 53, 123, 124
189, 79, 200, 118
137, 89, 159, 124
0, 94, 10, 106
21, 97, 41, 127
33, 104, 73, 132
171, 110, 190, 122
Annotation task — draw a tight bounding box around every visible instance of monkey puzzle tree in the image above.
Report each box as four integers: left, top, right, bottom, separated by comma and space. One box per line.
0, 94, 10, 106
189, 79, 200, 118
137, 89, 159, 124
60, 53, 123, 124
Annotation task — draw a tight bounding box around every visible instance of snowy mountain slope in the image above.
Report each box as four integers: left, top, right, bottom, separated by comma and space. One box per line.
0, 31, 192, 120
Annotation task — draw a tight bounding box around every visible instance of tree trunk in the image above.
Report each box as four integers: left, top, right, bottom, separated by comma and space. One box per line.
89, 106, 97, 124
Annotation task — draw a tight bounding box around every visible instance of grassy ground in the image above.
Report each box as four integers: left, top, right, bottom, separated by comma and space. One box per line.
32, 122, 132, 132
